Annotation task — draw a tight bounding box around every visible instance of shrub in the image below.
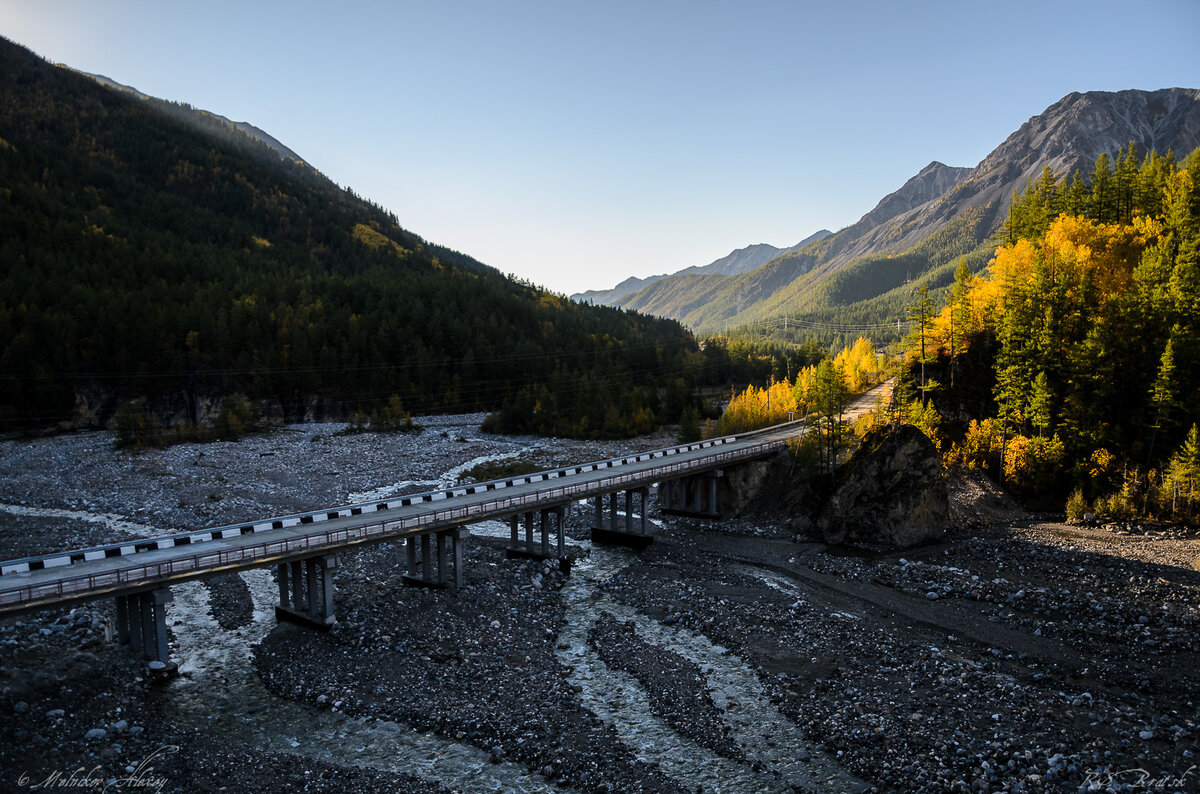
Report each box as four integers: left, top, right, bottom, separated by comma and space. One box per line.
111, 400, 163, 451
1065, 487, 1088, 521
945, 418, 1003, 474
1003, 433, 1065, 493
214, 393, 258, 440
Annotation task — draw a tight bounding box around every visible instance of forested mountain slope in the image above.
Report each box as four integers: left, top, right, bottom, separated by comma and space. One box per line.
0, 37, 699, 437
611, 89, 1200, 336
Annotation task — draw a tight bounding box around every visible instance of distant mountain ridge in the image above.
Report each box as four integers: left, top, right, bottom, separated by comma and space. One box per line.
587, 88, 1200, 334
571, 229, 830, 305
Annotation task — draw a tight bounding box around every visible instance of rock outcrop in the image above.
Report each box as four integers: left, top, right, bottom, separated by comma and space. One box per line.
814, 424, 949, 550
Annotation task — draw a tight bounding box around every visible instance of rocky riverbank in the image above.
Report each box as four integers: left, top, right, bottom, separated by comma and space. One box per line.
1, 419, 1198, 792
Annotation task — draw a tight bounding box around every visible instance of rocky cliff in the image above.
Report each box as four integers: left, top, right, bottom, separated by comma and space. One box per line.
813, 424, 949, 550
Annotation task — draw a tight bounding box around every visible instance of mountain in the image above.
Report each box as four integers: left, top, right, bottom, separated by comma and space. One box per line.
0, 37, 699, 437
73, 69, 314, 170
605, 88, 1200, 335
571, 230, 830, 305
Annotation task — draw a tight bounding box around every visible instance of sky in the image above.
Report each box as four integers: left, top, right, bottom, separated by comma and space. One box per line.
3, 1, 1199, 295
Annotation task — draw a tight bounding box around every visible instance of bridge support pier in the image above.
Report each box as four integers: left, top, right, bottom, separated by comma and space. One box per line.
114, 586, 173, 664
403, 526, 470, 589
506, 506, 567, 561
276, 554, 338, 630
591, 488, 653, 549
658, 470, 722, 518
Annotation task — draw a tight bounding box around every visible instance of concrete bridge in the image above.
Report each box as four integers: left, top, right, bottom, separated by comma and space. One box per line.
0, 419, 816, 667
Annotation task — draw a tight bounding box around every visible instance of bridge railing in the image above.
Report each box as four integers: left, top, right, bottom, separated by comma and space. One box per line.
0, 427, 804, 609
0, 433, 764, 576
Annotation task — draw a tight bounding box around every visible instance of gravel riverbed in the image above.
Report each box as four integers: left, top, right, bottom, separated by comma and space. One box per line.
0, 418, 1198, 793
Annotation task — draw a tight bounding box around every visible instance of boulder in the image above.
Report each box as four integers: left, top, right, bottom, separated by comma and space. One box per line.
715, 458, 775, 515
815, 424, 948, 550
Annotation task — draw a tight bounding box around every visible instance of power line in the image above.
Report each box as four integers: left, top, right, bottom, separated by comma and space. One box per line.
716, 314, 912, 336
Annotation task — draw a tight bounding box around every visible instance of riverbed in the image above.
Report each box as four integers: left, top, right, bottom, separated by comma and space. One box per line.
1, 418, 1198, 792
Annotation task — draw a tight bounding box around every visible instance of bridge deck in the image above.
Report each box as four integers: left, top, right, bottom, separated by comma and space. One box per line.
0, 420, 810, 615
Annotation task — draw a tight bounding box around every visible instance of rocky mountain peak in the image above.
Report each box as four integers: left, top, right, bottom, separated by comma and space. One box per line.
857, 161, 973, 231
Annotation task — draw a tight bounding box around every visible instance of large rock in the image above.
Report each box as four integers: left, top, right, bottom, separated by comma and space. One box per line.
815, 424, 948, 550
715, 459, 776, 515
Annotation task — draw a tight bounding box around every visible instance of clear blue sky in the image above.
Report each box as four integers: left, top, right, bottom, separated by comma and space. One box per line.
3, 0, 1198, 294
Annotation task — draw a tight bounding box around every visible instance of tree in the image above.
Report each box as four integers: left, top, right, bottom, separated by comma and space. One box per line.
1165, 424, 1200, 519
811, 358, 848, 474
677, 402, 701, 443
1091, 152, 1115, 223
948, 258, 973, 388
1146, 338, 1177, 464
905, 283, 936, 403
1027, 371, 1054, 437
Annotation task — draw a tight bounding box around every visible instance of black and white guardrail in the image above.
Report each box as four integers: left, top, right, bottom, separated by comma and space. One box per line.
0, 425, 808, 610
0, 432, 763, 577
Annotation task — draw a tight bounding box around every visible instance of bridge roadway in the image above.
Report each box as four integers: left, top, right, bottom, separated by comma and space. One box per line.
0, 419, 812, 621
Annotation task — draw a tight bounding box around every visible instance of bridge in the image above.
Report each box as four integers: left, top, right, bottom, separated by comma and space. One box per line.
0, 418, 823, 667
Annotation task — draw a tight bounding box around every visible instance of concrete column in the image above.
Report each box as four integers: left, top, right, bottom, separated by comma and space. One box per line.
451, 527, 467, 589
305, 558, 319, 618
115, 588, 171, 663
609, 492, 618, 533
639, 487, 649, 535
115, 594, 132, 645
421, 533, 432, 582
317, 555, 337, 621
276, 563, 290, 609
129, 593, 146, 656
276, 555, 336, 629
509, 515, 519, 548
436, 531, 448, 586
623, 490, 632, 532
556, 506, 565, 557
406, 536, 418, 577
524, 511, 534, 549
539, 509, 550, 556
708, 475, 718, 516
594, 495, 603, 529
290, 560, 304, 612
146, 588, 172, 663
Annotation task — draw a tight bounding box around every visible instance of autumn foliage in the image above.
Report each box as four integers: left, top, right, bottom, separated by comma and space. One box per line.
912, 145, 1200, 518
718, 337, 887, 435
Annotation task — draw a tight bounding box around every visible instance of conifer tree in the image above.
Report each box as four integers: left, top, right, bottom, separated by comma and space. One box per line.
1091, 152, 1115, 223
1147, 338, 1177, 464
905, 283, 936, 403
948, 258, 973, 388
1027, 371, 1053, 437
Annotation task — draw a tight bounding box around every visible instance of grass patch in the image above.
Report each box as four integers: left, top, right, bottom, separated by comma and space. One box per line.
458, 458, 546, 483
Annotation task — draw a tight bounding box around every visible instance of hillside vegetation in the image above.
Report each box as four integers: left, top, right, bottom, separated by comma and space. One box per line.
908, 147, 1200, 520
0, 37, 714, 439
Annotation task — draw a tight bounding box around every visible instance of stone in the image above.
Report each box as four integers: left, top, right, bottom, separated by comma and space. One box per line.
814, 425, 949, 550
84, 728, 108, 740
715, 459, 775, 515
